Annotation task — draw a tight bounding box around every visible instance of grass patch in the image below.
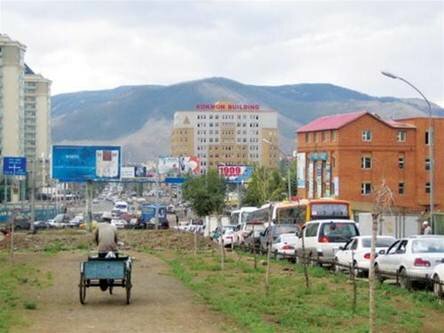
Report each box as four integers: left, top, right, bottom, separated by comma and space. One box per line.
0, 254, 49, 332
161, 251, 444, 333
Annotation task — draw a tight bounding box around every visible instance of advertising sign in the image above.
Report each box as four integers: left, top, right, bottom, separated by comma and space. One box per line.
316, 162, 322, 199
52, 145, 121, 182
333, 176, 340, 197
296, 153, 306, 189
308, 161, 314, 199
158, 157, 180, 175
178, 156, 200, 175
135, 166, 146, 177
309, 152, 328, 161
217, 165, 254, 184
3, 157, 27, 176
121, 166, 135, 179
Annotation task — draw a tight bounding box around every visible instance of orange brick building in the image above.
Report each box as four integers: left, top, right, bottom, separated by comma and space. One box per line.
295, 111, 444, 212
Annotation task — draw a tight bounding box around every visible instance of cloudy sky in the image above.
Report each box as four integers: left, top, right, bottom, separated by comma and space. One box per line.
1, 0, 443, 105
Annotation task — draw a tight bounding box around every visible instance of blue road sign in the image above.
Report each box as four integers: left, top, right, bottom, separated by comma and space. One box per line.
52, 145, 121, 182
164, 177, 185, 184
3, 157, 27, 176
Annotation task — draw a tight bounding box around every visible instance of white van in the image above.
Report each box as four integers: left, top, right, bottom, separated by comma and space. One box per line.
114, 201, 129, 214
296, 219, 359, 265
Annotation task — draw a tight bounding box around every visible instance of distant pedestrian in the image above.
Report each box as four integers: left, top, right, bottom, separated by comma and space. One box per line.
423, 221, 432, 235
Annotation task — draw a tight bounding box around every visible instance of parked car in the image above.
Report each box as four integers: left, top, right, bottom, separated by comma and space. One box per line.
219, 226, 240, 247
431, 263, 444, 297
47, 214, 70, 228
272, 233, 298, 260
295, 220, 359, 265
13, 217, 31, 230
375, 235, 444, 289
243, 223, 266, 252
34, 220, 50, 230
111, 219, 127, 229
259, 224, 300, 254
234, 223, 265, 248
334, 236, 396, 276
68, 215, 84, 228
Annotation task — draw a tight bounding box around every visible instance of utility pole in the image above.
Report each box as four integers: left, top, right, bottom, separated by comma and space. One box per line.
30, 160, 36, 232
155, 158, 160, 230
381, 71, 435, 230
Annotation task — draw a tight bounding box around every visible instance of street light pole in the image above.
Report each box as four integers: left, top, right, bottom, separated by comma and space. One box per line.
262, 138, 292, 200
381, 71, 434, 230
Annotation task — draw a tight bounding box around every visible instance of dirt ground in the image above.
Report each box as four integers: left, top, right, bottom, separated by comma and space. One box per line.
11, 251, 233, 333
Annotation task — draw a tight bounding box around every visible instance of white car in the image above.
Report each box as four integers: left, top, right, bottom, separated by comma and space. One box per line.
220, 227, 238, 247
272, 233, 298, 260
375, 235, 444, 289
68, 215, 84, 228
431, 263, 444, 297
334, 236, 396, 275
296, 219, 360, 265
47, 214, 69, 229
111, 219, 127, 229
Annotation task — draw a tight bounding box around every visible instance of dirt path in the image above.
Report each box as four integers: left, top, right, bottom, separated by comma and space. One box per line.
13, 251, 231, 333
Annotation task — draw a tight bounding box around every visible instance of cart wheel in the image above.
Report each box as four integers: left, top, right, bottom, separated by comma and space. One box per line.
126, 272, 132, 305
79, 273, 87, 305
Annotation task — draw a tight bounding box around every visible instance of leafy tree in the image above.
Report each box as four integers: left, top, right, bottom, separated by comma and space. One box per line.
182, 168, 226, 217
242, 166, 286, 207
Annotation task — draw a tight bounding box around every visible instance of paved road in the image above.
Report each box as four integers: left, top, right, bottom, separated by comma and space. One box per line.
15, 252, 229, 333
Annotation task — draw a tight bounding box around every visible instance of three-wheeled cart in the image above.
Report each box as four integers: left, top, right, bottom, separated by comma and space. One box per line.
79, 255, 132, 304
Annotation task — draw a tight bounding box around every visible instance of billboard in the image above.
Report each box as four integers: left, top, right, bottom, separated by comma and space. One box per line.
52, 145, 121, 182
158, 157, 180, 175
121, 166, 135, 179
158, 156, 200, 175
3, 156, 27, 176
217, 165, 253, 184
178, 156, 200, 175
135, 166, 146, 177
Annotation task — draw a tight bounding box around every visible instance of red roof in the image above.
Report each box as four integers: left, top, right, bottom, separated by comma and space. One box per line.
297, 111, 367, 133
297, 111, 415, 133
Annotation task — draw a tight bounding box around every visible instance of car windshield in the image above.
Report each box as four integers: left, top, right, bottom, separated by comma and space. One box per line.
115, 204, 127, 209
362, 238, 395, 248
281, 235, 297, 243
412, 239, 444, 253
320, 222, 358, 242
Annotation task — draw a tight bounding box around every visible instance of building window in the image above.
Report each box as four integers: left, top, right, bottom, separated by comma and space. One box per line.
331, 130, 337, 141
305, 133, 310, 143
425, 158, 431, 171
425, 131, 430, 145
398, 182, 405, 195
397, 131, 406, 142
362, 130, 372, 142
361, 155, 372, 169
425, 182, 431, 193
361, 182, 372, 195
398, 154, 405, 169
322, 132, 327, 142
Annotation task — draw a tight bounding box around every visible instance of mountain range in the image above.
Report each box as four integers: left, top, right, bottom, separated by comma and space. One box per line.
51, 77, 443, 162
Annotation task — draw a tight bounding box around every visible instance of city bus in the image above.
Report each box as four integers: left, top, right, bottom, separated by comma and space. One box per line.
246, 201, 307, 226
230, 207, 257, 225
302, 199, 352, 221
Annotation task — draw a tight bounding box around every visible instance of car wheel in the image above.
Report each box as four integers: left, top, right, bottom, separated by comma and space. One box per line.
399, 268, 412, 290
433, 274, 443, 298
352, 261, 361, 278
334, 258, 341, 273
374, 264, 384, 284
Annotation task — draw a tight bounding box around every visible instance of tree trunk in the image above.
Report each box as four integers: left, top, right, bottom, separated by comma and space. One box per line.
369, 213, 379, 333
265, 229, 272, 296
218, 215, 224, 271
301, 229, 309, 288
